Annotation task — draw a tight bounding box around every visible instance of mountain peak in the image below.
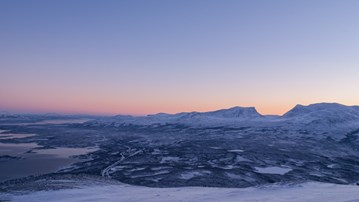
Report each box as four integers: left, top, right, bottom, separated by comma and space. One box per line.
204, 106, 262, 119
284, 103, 346, 117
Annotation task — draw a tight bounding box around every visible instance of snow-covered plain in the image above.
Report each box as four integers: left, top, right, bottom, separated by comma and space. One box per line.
4, 182, 359, 202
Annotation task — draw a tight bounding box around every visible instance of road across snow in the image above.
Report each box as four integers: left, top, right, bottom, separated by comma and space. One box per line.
3, 182, 359, 202
101, 147, 142, 178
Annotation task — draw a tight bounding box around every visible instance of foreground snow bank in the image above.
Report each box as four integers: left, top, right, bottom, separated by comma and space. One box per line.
4, 182, 359, 202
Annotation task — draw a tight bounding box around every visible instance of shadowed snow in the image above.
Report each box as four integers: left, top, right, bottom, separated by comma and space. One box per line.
3, 182, 359, 202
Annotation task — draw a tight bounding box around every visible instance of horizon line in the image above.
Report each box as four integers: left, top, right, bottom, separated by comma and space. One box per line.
1, 102, 358, 117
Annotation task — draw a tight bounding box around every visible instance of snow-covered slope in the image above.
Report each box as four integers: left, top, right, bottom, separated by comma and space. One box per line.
0, 111, 22, 119
352, 106, 359, 112
3, 181, 359, 202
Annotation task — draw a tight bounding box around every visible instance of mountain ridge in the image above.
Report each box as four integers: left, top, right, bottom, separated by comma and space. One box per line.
87, 103, 359, 131
112, 102, 359, 119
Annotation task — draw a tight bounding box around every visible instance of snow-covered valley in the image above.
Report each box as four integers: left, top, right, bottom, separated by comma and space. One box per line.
1, 103, 359, 201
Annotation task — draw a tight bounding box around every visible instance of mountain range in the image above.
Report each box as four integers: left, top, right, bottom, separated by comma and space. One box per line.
86, 103, 359, 137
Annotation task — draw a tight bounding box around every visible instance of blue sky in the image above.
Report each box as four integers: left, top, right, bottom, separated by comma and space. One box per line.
1, 0, 358, 115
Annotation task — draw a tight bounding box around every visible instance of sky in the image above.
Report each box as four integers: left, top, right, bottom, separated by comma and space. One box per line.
1, 0, 359, 115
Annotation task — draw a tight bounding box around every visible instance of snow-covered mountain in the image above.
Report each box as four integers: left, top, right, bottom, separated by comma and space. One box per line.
283, 103, 359, 121
88, 106, 265, 127
281, 103, 359, 135
202, 106, 262, 119
86, 103, 359, 138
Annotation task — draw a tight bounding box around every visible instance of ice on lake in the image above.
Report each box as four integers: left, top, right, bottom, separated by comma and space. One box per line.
254, 166, 292, 175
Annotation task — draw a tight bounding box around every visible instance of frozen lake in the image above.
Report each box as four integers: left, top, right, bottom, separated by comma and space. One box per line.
0, 133, 97, 182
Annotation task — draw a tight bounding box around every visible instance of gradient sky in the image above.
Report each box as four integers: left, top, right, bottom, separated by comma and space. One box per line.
1, 0, 359, 115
